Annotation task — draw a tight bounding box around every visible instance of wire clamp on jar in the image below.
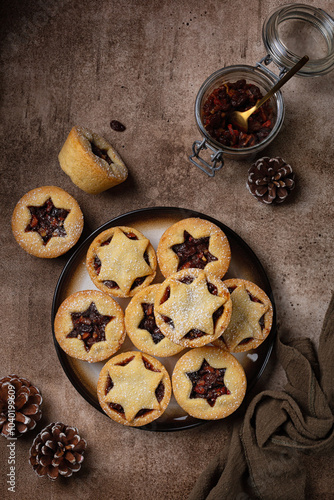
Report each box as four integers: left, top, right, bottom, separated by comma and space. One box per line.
189, 139, 224, 177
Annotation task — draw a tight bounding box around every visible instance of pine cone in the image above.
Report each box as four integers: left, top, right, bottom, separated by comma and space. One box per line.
0, 374, 42, 438
29, 422, 87, 480
247, 156, 295, 204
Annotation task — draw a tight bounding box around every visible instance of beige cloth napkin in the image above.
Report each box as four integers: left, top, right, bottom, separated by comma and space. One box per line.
188, 293, 334, 500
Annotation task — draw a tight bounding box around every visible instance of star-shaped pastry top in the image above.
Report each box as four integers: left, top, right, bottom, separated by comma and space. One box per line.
25, 197, 70, 245
66, 302, 113, 352
156, 271, 226, 341
223, 284, 269, 348
104, 352, 164, 422
96, 228, 153, 295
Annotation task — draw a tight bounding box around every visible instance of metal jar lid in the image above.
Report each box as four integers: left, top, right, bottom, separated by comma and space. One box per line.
262, 3, 334, 77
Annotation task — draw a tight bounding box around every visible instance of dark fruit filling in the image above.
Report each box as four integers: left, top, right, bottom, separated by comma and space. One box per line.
212, 305, 225, 327
130, 276, 148, 290
142, 356, 159, 372
139, 303, 165, 344
178, 276, 195, 284
91, 142, 113, 165
202, 79, 274, 148
172, 231, 218, 271
185, 329, 206, 340
187, 359, 231, 407
115, 356, 135, 366
155, 381, 165, 403
25, 197, 70, 245
238, 338, 253, 346
207, 282, 218, 295
66, 302, 113, 352
160, 286, 170, 304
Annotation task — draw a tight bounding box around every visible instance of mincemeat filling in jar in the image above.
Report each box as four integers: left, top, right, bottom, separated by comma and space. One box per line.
202, 79, 274, 148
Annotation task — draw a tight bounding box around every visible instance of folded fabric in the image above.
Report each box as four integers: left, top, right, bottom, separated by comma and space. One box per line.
188, 293, 334, 500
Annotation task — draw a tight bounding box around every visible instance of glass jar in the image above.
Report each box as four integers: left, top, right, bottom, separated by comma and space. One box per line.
190, 3, 334, 176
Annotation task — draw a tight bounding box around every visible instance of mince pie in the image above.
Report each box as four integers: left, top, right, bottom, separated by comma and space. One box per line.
86, 226, 157, 298
97, 351, 171, 427
125, 285, 184, 357
58, 126, 128, 194
54, 290, 125, 363
157, 217, 231, 278
11, 186, 84, 258
154, 269, 232, 348
172, 346, 247, 420
214, 279, 273, 352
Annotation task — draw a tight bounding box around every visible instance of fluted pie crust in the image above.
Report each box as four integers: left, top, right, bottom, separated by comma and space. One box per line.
125, 284, 184, 357
58, 126, 128, 194
172, 347, 247, 420
86, 226, 157, 298
157, 217, 231, 278
54, 290, 125, 363
154, 269, 232, 348
11, 186, 83, 258
214, 279, 273, 352
97, 351, 171, 426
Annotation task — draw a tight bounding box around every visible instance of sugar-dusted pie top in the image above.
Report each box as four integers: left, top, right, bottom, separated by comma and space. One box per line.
97, 351, 171, 427
214, 278, 273, 352
11, 186, 84, 258
172, 346, 247, 420
86, 226, 157, 297
54, 290, 125, 363
157, 217, 231, 278
154, 269, 232, 348
104, 352, 164, 422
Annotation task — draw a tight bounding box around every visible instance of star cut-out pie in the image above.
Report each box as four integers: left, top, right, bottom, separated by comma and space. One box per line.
172, 347, 247, 420
125, 284, 184, 357
97, 351, 171, 426
86, 226, 157, 297
214, 279, 273, 352
54, 290, 125, 363
154, 269, 232, 348
157, 217, 231, 278
11, 186, 84, 258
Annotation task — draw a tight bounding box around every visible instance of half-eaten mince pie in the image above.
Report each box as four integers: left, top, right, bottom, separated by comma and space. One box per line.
154, 269, 232, 348
125, 285, 184, 357
58, 126, 128, 194
157, 217, 231, 279
11, 186, 84, 258
54, 290, 125, 363
86, 226, 157, 298
172, 346, 247, 420
214, 279, 273, 352
97, 351, 171, 427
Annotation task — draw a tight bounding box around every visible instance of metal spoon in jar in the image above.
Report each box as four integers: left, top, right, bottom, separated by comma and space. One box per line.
230, 55, 309, 132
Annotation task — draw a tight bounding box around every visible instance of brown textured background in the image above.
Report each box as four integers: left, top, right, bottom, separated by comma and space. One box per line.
1, 0, 333, 498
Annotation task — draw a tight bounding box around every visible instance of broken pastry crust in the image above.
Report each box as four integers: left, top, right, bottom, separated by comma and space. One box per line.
54, 290, 126, 363
154, 268, 232, 348
86, 226, 157, 298
58, 126, 128, 194
11, 185, 83, 258
157, 217, 231, 279
172, 346, 247, 420
97, 351, 171, 427
214, 278, 273, 352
